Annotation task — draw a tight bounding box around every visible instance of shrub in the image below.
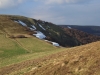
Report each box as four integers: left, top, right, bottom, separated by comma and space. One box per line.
9, 35, 15, 39
28, 31, 37, 35
16, 35, 26, 38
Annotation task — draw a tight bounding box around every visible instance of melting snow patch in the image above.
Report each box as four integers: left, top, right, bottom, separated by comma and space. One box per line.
44, 40, 51, 42
33, 31, 46, 39
32, 25, 36, 30
44, 40, 60, 47
14, 21, 18, 23
18, 20, 27, 26
52, 42, 59, 47
14, 20, 27, 26
30, 28, 35, 31
30, 25, 36, 31
67, 26, 72, 29
38, 24, 46, 30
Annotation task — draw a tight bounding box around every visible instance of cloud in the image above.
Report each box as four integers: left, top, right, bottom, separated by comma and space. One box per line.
35, 0, 92, 4
0, 0, 24, 9
28, 0, 100, 25
0, 0, 100, 25
65, 0, 91, 4
28, 4, 66, 24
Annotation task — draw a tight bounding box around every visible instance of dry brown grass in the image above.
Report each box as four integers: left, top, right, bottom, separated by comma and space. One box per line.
0, 41, 100, 75
24, 41, 100, 75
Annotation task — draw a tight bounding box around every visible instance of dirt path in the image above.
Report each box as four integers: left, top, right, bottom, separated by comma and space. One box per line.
14, 38, 32, 53
4, 31, 32, 53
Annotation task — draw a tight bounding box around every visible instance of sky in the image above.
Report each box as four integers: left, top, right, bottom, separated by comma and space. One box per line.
0, 0, 100, 25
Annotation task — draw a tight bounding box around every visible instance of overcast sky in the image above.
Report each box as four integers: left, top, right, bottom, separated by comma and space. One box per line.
0, 0, 100, 25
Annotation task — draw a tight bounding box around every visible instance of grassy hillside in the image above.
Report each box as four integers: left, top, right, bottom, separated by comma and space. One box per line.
0, 31, 63, 67
0, 15, 81, 47
23, 41, 100, 75
0, 15, 64, 68
0, 33, 27, 58
0, 41, 100, 75
16, 37, 57, 53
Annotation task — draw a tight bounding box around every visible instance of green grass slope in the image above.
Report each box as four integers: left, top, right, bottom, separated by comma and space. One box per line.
16, 37, 57, 53
0, 32, 62, 68
0, 33, 27, 58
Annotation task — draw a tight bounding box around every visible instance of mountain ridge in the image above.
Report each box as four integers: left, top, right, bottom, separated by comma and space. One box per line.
0, 15, 80, 47
0, 15, 100, 47
59, 25, 100, 36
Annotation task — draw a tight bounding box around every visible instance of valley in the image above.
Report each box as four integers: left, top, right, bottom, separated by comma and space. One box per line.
0, 15, 100, 75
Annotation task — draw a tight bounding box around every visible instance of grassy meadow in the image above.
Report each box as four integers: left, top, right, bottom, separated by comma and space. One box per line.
0, 15, 65, 68
0, 32, 65, 68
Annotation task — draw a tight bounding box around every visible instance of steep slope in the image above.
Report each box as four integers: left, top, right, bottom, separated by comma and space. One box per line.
60, 25, 100, 36
63, 27, 100, 44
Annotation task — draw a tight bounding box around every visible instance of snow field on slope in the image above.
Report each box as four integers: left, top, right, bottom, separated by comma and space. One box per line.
14, 20, 59, 46
33, 31, 46, 39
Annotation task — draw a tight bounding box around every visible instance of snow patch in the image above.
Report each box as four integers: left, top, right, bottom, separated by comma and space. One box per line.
30, 25, 37, 31
14, 20, 27, 26
18, 20, 27, 26
67, 26, 72, 29
44, 40, 51, 42
14, 20, 18, 23
33, 31, 46, 39
33, 33, 60, 46
52, 42, 59, 46
45, 40, 60, 47
30, 28, 35, 31
32, 25, 36, 30
38, 24, 46, 30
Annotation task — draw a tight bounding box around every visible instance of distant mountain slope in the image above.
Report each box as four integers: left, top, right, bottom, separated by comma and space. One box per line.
0, 15, 81, 47
62, 27, 100, 44
59, 25, 100, 36
0, 15, 100, 47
